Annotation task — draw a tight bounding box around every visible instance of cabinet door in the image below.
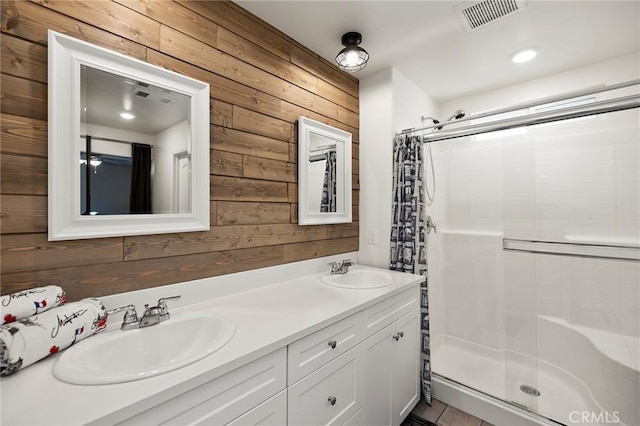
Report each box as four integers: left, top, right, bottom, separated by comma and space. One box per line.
361, 322, 393, 426
391, 309, 420, 426
227, 389, 287, 426
288, 347, 364, 426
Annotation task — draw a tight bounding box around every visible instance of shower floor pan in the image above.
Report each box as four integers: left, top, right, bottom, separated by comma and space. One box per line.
431, 332, 631, 425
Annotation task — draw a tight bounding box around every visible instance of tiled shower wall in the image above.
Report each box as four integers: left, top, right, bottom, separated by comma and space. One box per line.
428, 93, 639, 423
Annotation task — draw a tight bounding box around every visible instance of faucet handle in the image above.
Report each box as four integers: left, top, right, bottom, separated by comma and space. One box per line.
426, 215, 437, 234
157, 295, 181, 321
328, 261, 340, 274
107, 304, 139, 330
340, 259, 355, 273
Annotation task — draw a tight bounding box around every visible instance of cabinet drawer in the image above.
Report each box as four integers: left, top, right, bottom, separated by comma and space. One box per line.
288, 347, 364, 426
288, 311, 362, 385
227, 389, 287, 426
362, 286, 419, 339
117, 348, 286, 426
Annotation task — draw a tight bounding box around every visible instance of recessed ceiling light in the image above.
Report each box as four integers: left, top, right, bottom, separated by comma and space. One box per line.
511, 48, 538, 63
120, 112, 135, 120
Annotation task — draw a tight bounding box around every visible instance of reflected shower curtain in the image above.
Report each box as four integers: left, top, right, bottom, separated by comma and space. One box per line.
129, 143, 152, 214
389, 134, 432, 405
321, 151, 337, 212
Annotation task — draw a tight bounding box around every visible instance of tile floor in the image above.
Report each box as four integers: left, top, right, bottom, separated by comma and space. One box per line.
402, 398, 495, 426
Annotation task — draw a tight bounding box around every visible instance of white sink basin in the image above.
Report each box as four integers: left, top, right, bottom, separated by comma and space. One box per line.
53, 311, 236, 385
321, 269, 394, 289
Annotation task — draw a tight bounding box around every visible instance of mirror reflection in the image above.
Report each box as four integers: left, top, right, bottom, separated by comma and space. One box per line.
307, 133, 345, 213
80, 66, 191, 215
297, 116, 351, 226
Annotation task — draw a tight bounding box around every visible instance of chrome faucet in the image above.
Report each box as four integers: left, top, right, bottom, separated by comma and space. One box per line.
140, 296, 181, 327
328, 259, 356, 275
106, 304, 140, 331
107, 295, 181, 330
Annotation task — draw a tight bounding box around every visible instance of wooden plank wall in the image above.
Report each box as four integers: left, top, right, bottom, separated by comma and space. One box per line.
0, 0, 360, 301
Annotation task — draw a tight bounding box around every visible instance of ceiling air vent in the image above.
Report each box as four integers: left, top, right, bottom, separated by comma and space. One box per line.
455, 0, 527, 31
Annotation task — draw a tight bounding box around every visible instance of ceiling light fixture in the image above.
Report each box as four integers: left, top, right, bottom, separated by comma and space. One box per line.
335, 32, 369, 73
510, 48, 538, 63
120, 112, 136, 120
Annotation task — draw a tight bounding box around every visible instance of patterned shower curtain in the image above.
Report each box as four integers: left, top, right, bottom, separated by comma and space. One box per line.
321, 151, 337, 212
389, 134, 432, 405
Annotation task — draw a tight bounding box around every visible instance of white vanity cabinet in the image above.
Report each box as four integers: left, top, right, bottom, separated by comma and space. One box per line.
117, 348, 287, 426
0, 261, 425, 426
227, 390, 287, 426
361, 309, 421, 426
287, 286, 420, 426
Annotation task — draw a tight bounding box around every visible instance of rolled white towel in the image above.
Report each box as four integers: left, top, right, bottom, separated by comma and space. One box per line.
1, 286, 67, 325
0, 298, 107, 376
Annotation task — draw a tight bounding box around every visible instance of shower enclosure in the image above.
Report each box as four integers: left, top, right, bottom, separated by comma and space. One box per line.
424, 82, 639, 425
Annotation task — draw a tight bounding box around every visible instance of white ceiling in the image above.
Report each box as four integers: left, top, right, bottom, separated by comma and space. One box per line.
235, 0, 640, 102
82, 66, 189, 135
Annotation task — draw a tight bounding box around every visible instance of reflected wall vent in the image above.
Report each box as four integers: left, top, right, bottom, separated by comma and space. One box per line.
455, 0, 527, 31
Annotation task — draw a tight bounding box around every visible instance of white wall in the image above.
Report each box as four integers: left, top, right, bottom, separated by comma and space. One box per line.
359, 68, 439, 268
153, 120, 190, 214
81, 124, 154, 157
440, 52, 640, 116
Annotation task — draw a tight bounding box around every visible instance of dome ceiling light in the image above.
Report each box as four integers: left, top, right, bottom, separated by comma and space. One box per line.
335, 32, 369, 73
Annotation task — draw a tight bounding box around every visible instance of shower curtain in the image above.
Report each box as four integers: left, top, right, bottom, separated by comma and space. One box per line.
389, 134, 432, 405
129, 143, 152, 214
321, 151, 337, 212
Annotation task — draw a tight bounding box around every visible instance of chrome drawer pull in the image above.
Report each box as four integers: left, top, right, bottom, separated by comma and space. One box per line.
328, 340, 337, 349
328, 396, 337, 405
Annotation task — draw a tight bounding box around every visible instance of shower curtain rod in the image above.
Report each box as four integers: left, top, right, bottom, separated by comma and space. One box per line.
419, 94, 640, 143
80, 134, 153, 148
398, 78, 640, 139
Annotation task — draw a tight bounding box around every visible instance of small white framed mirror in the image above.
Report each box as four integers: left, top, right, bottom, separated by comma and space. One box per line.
48, 31, 210, 241
298, 116, 352, 225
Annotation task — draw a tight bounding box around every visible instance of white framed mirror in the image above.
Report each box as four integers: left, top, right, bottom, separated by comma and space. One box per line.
48, 31, 210, 241
298, 116, 352, 225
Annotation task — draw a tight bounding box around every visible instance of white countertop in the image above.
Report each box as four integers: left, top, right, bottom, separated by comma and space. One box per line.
1, 258, 422, 426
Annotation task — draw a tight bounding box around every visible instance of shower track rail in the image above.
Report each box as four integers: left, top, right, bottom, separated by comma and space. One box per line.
503, 238, 640, 261
398, 78, 640, 142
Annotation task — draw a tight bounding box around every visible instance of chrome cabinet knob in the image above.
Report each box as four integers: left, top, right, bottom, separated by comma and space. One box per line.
328, 396, 337, 405
328, 340, 337, 349
393, 331, 404, 341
